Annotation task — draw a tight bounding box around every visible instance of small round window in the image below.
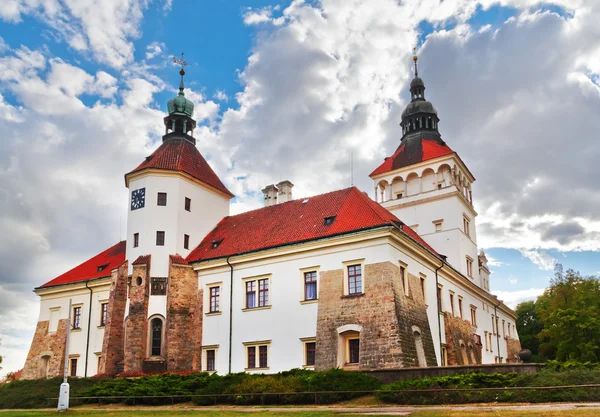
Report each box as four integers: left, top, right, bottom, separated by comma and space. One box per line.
136, 277, 143, 286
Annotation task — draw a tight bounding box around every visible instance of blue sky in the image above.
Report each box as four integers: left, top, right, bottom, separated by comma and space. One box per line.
0, 0, 599, 376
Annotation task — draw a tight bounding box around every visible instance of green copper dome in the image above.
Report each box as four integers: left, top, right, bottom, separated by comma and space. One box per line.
167, 69, 194, 117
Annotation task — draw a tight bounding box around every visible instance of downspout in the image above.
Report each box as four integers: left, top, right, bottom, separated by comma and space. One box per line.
435, 257, 445, 366
84, 281, 93, 377
494, 301, 501, 363
226, 255, 234, 374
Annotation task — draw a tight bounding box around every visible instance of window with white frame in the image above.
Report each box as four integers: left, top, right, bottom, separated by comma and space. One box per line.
301, 337, 316, 367
202, 346, 218, 372
304, 271, 318, 301
244, 341, 270, 370
209, 285, 220, 313
348, 264, 362, 295
244, 276, 270, 309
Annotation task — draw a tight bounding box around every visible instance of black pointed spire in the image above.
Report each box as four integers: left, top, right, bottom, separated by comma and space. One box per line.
400, 52, 440, 140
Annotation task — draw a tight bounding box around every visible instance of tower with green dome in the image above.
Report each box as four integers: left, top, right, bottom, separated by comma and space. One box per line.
164, 67, 197, 144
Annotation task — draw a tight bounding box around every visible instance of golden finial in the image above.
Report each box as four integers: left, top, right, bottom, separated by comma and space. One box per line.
412, 47, 418, 77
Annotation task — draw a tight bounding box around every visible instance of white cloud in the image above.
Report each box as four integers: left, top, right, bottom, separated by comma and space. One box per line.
519, 249, 558, 271
213, 90, 228, 102
0, 0, 150, 68
145, 42, 164, 61
492, 288, 546, 309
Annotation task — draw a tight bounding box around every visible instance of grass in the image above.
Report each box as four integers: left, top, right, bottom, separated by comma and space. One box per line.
1, 408, 600, 417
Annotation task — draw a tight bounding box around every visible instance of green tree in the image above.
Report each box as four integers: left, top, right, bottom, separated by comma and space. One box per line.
515, 300, 542, 358
535, 264, 600, 361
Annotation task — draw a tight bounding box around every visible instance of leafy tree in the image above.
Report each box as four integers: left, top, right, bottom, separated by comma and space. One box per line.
535, 264, 600, 362
515, 300, 542, 358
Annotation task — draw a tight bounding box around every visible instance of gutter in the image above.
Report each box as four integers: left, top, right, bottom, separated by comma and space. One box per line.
435, 256, 446, 366
226, 255, 234, 374
494, 299, 501, 363
84, 281, 93, 377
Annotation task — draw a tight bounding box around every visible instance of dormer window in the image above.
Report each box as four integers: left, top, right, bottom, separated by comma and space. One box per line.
324, 216, 336, 226
212, 239, 223, 249
97, 264, 109, 273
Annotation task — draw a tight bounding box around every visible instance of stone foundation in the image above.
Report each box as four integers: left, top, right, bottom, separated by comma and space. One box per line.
124, 256, 151, 372
315, 262, 436, 371
99, 261, 128, 375
21, 319, 68, 380
444, 314, 481, 365
166, 256, 199, 371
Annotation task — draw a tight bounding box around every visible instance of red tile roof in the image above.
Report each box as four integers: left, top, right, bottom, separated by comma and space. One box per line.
132, 254, 151, 265
186, 187, 438, 263
38, 241, 126, 289
169, 254, 187, 265
370, 136, 454, 177
126, 138, 234, 198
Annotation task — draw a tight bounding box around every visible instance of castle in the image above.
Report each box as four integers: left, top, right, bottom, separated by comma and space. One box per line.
21, 57, 520, 379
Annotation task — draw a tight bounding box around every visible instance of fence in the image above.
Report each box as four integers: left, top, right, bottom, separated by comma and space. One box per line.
46, 384, 600, 407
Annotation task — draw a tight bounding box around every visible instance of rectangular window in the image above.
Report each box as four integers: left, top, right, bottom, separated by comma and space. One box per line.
489, 333, 493, 352
206, 349, 215, 371
463, 216, 470, 236
400, 265, 409, 296
209, 286, 220, 313
151, 277, 167, 295
100, 303, 108, 326
496, 316, 500, 336
348, 264, 362, 294
491, 315, 496, 334
73, 306, 81, 329
70, 358, 77, 377
184, 234, 190, 250
449, 292, 455, 316
304, 271, 317, 301
185, 197, 191, 211
245, 277, 269, 309
157, 192, 167, 206
433, 220, 443, 232
484, 331, 489, 351
458, 296, 464, 319
348, 338, 360, 364
246, 281, 256, 309
247, 346, 256, 369
156, 231, 165, 246
466, 257, 473, 277
305, 342, 316, 366
436, 285, 442, 311
420, 274, 426, 303
441, 345, 447, 366
470, 306, 477, 326
259, 345, 268, 368
503, 320, 506, 337
133, 233, 139, 248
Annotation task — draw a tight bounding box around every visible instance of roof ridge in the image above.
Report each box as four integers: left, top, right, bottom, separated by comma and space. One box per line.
351, 186, 397, 225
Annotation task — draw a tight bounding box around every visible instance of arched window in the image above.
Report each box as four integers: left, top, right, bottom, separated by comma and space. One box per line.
150, 317, 163, 357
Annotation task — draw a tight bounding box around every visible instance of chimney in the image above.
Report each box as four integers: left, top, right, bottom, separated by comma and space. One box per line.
276, 180, 294, 204
261, 184, 278, 207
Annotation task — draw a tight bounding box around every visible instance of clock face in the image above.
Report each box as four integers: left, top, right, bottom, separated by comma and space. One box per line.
131, 188, 146, 210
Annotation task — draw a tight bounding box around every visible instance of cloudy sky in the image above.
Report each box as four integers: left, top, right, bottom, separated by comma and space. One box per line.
1, 0, 599, 376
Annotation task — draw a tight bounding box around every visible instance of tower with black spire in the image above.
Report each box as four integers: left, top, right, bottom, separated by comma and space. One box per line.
370, 53, 487, 291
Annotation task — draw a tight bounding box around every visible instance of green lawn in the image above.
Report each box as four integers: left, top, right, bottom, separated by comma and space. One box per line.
1, 409, 600, 417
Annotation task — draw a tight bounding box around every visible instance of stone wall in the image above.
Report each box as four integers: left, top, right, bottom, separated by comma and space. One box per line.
124, 256, 151, 372
21, 319, 68, 380
192, 286, 204, 371
99, 261, 128, 375
444, 314, 481, 366
315, 261, 436, 371
506, 337, 522, 363
165, 256, 198, 371
363, 363, 544, 384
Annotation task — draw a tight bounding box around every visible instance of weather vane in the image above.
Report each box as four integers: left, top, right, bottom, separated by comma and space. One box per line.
173, 52, 187, 69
